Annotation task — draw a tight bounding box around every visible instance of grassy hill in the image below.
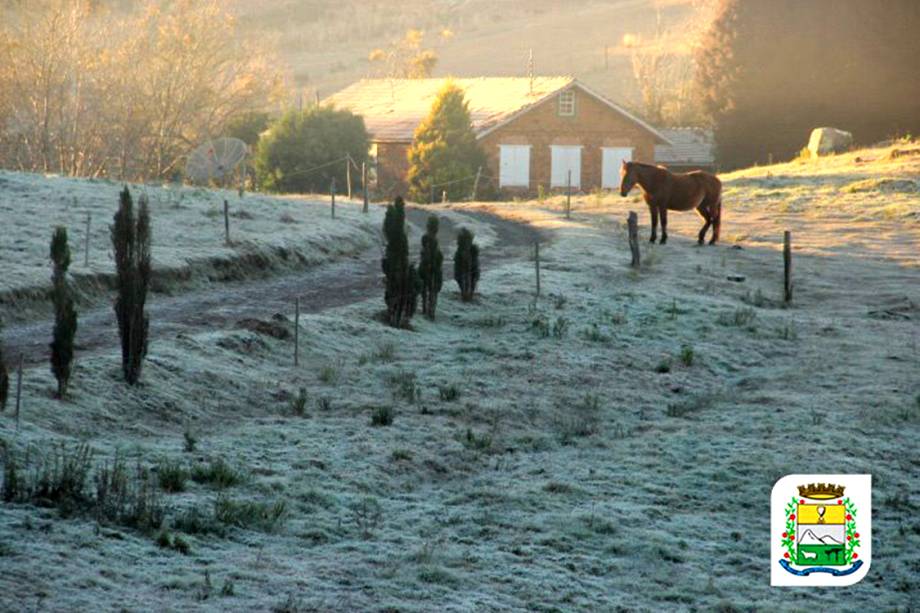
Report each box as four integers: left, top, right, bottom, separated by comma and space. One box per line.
1, 142, 917, 609
234, 0, 696, 108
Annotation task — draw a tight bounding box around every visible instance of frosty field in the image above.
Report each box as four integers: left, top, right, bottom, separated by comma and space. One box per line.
0, 144, 918, 611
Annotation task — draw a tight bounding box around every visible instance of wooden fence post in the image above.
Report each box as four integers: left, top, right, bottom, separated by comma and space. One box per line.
566, 170, 572, 219
442, 190, 448, 204
628, 211, 640, 268
535, 241, 541, 297
430, 185, 435, 205
223, 199, 230, 245
330, 177, 336, 219
294, 297, 300, 367
346, 157, 352, 200
84, 212, 91, 267
362, 162, 369, 213
470, 166, 482, 201
783, 230, 793, 303
15, 354, 23, 430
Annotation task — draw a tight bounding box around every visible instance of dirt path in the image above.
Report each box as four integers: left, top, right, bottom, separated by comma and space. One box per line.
1, 208, 540, 368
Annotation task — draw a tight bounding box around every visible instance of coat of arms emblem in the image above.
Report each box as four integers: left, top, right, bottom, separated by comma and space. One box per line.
771, 474, 871, 586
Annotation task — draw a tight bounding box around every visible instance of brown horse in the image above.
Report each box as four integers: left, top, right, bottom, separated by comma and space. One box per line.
619, 161, 723, 245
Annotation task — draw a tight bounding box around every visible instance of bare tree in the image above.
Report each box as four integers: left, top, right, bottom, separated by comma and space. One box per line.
0, 1, 284, 180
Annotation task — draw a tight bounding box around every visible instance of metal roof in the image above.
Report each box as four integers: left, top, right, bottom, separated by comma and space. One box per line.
654, 128, 715, 166
324, 77, 670, 144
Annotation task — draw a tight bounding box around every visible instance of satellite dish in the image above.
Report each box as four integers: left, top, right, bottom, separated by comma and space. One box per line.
185, 137, 248, 185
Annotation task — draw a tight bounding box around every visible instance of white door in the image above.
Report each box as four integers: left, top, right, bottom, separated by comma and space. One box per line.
551, 145, 582, 188
602, 147, 633, 189
499, 145, 531, 188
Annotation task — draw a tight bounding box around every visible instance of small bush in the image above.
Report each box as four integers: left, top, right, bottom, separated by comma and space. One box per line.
183, 425, 198, 453
438, 384, 460, 402
157, 459, 188, 493
316, 397, 332, 412
389, 371, 420, 403
717, 307, 757, 328
318, 362, 341, 384
453, 228, 480, 302
173, 505, 223, 536
680, 345, 695, 367
289, 387, 308, 417
214, 495, 287, 532
349, 497, 383, 539
461, 428, 493, 453
371, 406, 395, 427
191, 458, 244, 489
655, 358, 672, 374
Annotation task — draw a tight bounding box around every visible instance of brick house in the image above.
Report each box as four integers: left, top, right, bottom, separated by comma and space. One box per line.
324, 77, 670, 199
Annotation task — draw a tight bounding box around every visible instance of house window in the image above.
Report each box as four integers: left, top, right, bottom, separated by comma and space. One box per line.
550, 145, 581, 188
558, 90, 576, 117
499, 145, 531, 188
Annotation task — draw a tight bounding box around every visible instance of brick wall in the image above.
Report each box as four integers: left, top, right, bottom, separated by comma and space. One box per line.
479, 86, 658, 196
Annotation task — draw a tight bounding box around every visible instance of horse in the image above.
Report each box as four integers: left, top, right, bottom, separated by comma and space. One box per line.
619, 161, 723, 245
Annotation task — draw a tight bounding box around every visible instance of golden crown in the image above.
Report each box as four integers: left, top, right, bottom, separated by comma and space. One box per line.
798, 483, 845, 500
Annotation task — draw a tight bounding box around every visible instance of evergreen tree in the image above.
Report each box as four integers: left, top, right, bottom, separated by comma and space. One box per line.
407, 83, 487, 202
381, 197, 419, 327
453, 227, 480, 302
0, 322, 8, 412
696, 0, 920, 168
255, 106, 369, 194
49, 227, 78, 398
418, 215, 444, 320
111, 187, 151, 385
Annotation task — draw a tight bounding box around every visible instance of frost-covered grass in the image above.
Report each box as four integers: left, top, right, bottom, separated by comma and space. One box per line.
0, 147, 918, 610
0, 170, 381, 318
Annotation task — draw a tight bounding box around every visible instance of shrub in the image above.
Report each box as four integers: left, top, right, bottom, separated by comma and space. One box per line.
381, 197, 420, 328
191, 458, 244, 489
94, 455, 165, 531
111, 188, 151, 385
254, 106, 369, 194
418, 215, 444, 320
289, 387, 308, 417
438, 384, 460, 402
370, 405, 395, 427
680, 345, 695, 367
406, 83, 487, 202
453, 227, 480, 302
214, 495, 287, 532
0, 328, 8, 412
49, 227, 78, 398
156, 459, 189, 493
225, 111, 271, 147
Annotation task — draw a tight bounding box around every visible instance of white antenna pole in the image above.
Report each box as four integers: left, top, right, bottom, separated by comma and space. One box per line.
528, 48, 534, 93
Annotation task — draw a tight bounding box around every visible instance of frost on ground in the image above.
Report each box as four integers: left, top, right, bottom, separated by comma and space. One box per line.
0, 144, 918, 611
0, 170, 382, 321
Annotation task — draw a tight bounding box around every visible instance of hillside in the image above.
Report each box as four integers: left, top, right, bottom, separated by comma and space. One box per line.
0, 143, 917, 609
234, 0, 697, 109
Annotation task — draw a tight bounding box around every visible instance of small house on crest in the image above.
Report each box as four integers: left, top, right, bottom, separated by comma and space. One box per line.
324, 77, 670, 199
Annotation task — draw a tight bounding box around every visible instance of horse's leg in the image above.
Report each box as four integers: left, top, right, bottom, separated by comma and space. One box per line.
696, 205, 712, 245
649, 204, 659, 243
659, 207, 668, 244
709, 199, 722, 245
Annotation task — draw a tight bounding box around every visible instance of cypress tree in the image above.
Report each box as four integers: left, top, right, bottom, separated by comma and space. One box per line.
50, 227, 78, 398
418, 215, 443, 320
381, 197, 419, 328
406, 82, 487, 202
0, 322, 8, 412
453, 227, 480, 302
111, 187, 151, 385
